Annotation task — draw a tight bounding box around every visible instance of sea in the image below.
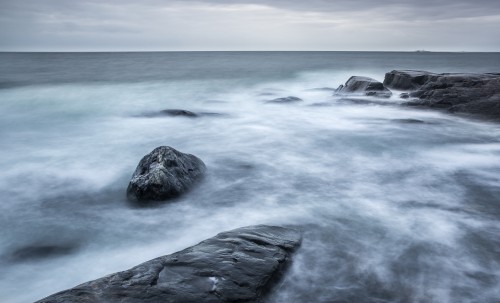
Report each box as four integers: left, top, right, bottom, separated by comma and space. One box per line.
1, 51, 500, 302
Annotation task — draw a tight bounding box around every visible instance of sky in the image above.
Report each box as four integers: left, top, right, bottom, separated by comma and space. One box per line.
1, 0, 500, 52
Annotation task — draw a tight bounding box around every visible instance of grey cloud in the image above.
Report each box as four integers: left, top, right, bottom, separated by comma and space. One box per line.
0, 0, 499, 51
2, 0, 500, 19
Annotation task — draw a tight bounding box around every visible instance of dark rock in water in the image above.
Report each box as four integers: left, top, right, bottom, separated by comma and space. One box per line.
258, 92, 277, 96
391, 118, 426, 124
140, 109, 198, 118
383, 70, 441, 91
390, 71, 500, 120
10, 244, 76, 261
335, 76, 392, 98
266, 96, 303, 104
449, 96, 500, 119
127, 146, 206, 203
400, 93, 410, 99
160, 109, 198, 117
309, 102, 333, 107
140, 109, 226, 118
35, 225, 302, 303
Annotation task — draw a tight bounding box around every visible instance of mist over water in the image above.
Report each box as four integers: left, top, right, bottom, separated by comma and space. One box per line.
1, 52, 500, 302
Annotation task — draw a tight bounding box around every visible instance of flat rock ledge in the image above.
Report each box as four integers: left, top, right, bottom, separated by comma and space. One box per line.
127, 146, 206, 203
384, 70, 500, 121
35, 225, 302, 303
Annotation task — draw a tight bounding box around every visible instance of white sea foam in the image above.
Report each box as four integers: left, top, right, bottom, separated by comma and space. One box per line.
1, 52, 500, 303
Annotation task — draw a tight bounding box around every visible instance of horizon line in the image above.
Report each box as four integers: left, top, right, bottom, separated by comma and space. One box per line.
1, 50, 499, 53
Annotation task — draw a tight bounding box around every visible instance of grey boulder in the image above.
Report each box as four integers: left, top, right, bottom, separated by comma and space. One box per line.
335, 76, 392, 98
127, 146, 206, 202
35, 225, 302, 303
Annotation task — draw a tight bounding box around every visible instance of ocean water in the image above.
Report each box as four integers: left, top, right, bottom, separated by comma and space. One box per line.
1, 51, 500, 303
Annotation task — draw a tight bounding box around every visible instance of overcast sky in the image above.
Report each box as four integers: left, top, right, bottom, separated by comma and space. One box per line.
1, 0, 499, 51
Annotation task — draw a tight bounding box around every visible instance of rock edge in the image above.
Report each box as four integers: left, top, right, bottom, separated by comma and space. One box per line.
35, 225, 302, 303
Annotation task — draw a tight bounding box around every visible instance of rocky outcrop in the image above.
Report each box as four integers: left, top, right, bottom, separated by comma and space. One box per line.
35, 225, 302, 303
383, 70, 441, 91
266, 96, 303, 104
384, 70, 500, 120
127, 146, 206, 203
335, 76, 392, 98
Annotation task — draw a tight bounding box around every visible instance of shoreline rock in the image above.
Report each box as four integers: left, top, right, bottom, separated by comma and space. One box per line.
335, 76, 392, 98
35, 225, 302, 303
383, 70, 441, 91
127, 146, 206, 203
384, 70, 500, 121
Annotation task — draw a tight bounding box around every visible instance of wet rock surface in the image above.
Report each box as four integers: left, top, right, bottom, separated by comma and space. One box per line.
335, 76, 392, 98
384, 70, 500, 121
35, 225, 302, 303
383, 70, 441, 91
127, 146, 206, 203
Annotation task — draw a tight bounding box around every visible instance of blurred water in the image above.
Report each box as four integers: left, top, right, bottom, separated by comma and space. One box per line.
0, 52, 500, 302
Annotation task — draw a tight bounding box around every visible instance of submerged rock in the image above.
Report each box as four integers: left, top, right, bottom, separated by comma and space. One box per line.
140, 109, 226, 118
35, 225, 302, 303
391, 118, 426, 124
127, 146, 206, 203
385, 70, 500, 120
335, 76, 392, 98
400, 93, 410, 99
140, 109, 198, 118
160, 109, 198, 117
9, 244, 76, 261
266, 96, 303, 104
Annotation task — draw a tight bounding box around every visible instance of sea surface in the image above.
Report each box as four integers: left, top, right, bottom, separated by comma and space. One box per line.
1, 52, 500, 302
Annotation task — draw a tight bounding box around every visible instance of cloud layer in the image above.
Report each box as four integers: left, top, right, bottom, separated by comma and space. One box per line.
1, 0, 499, 51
